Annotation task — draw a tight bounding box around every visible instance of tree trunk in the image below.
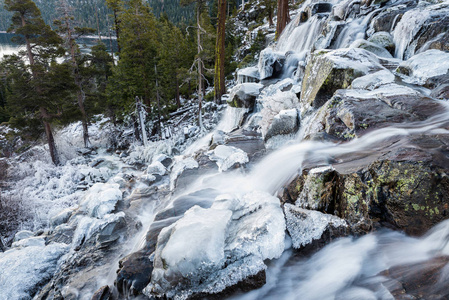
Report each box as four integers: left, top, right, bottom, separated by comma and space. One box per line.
197, 7, 204, 130
113, 9, 121, 53
214, 0, 227, 104
41, 107, 60, 166
175, 74, 181, 108
276, 0, 289, 39
66, 14, 91, 148
21, 14, 35, 66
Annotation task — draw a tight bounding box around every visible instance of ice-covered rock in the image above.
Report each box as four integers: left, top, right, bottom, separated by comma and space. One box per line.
169, 157, 199, 190
207, 145, 249, 172
13, 230, 34, 242
351, 69, 395, 90
367, 31, 395, 55
79, 183, 122, 218
350, 39, 393, 58
393, 2, 449, 59
0, 243, 68, 299
72, 212, 126, 250
301, 48, 384, 112
237, 66, 260, 84
146, 191, 285, 299
50, 208, 74, 228
395, 50, 449, 86
12, 236, 46, 248
284, 204, 348, 249
152, 154, 173, 168
258, 48, 286, 79
145, 161, 167, 176
227, 83, 264, 109
264, 109, 300, 141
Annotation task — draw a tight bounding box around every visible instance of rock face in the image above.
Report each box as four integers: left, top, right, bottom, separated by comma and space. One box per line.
393, 1, 449, 59
227, 83, 264, 109
300, 48, 384, 111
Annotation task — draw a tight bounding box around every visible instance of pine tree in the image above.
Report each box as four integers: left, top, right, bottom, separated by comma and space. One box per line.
4, 0, 75, 165
54, 0, 96, 148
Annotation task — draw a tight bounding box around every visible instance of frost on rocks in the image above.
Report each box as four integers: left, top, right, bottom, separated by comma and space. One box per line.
145, 161, 167, 176
284, 204, 348, 249
227, 83, 264, 108
396, 50, 449, 85
170, 157, 199, 190
79, 183, 122, 218
146, 191, 285, 299
0, 243, 68, 300
351, 70, 395, 90
12, 236, 46, 248
13, 230, 34, 242
207, 145, 249, 172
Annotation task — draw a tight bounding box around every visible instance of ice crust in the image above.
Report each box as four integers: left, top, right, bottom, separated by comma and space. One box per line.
147, 191, 286, 299
207, 145, 249, 172
79, 183, 122, 218
284, 204, 348, 249
170, 157, 199, 190
351, 70, 395, 90
0, 243, 69, 300
396, 50, 449, 85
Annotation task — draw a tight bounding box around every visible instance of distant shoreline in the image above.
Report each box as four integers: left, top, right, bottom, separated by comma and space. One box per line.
0, 31, 116, 40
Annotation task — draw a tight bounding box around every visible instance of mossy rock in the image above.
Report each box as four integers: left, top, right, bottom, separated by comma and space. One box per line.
368, 31, 395, 55
300, 48, 384, 113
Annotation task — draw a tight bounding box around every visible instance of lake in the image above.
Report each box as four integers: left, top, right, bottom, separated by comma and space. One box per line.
0, 32, 117, 60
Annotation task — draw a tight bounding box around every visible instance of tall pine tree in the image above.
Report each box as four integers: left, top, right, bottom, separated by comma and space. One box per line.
4, 0, 75, 165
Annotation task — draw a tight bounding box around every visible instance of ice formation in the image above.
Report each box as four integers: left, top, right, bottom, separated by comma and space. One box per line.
207, 145, 249, 172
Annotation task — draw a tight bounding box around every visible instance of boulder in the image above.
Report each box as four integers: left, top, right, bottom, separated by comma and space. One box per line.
145, 161, 167, 176
300, 48, 384, 112
350, 39, 393, 58
207, 145, 249, 172
303, 84, 443, 141
227, 83, 264, 109
258, 48, 285, 80
395, 49, 449, 86
264, 109, 300, 141
367, 31, 395, 55
307, 2, 333, 18
431, 83, 449, 100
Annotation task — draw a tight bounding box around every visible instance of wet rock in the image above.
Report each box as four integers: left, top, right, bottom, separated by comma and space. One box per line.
300, 48, 384, 112
115, 251, 153, 296
91, 285, 112, 300
258, 48, 285, 80
431, 83, 449, 100
227, 83, 264, 109
350, 39, 392, 58
152, 154, 173, 169
368, 31, 395, 55
224, 128, 265, 158
264, 109, 300, 141
369, 4, 413, 33
303, 85, 443, 141
308, 2, 333, 17
383, 256, 449, 299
